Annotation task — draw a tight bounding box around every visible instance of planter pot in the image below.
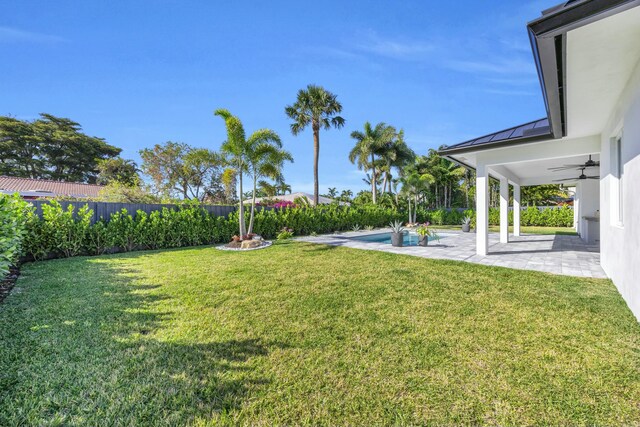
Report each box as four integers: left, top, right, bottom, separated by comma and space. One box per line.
418, 235, 429, 246
462, 224, 471, 232
391, 232, 404, 247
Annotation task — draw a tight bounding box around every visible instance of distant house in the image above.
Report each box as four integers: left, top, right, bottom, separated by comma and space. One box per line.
0, 176, 104, 199
243, 192, 342, 206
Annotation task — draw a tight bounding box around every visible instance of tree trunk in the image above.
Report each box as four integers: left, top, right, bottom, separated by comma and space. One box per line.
313, 124, 320, 206
238, 170, 246, 237
407, 196, 412, 224
371, 153, 377, 204
381, 173, 388, 195
248, 175, 257, 235
465, 172, 470, 208
413, 195, 418, 223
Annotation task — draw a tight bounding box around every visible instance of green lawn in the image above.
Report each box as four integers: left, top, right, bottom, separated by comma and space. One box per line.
1, 242, 638, 426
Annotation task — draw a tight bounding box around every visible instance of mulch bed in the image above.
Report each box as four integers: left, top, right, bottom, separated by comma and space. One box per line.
0, 266, 20, 304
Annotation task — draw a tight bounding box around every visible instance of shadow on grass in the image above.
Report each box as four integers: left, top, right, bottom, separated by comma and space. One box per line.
1, 253, 285, 425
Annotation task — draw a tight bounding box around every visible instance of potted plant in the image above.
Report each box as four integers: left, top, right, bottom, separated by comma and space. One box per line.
389, 220, 405, 247
416, 222, 439, 246
461, 216, 472, 232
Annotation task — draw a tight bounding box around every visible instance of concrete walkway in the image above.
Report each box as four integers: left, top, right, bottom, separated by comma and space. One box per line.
297, 229, 606, 279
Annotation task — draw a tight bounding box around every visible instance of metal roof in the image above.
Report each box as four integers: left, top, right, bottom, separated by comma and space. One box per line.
440, 0, 640, 159
439, 118, 551, 155
0, 176, 104, 198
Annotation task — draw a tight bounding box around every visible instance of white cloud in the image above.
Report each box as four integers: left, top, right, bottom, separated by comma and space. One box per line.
0, 26, 67, 43
444, 58, 536, 76
350, 30, 434, 60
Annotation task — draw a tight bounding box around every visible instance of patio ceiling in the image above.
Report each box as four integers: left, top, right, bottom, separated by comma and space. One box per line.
450, 134, 601, 186
495, 153, 600, 186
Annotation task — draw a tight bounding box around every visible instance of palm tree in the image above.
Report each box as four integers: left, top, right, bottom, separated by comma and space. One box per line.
285, 85, 345, 206
340, 189, 353, 202
258, 180, 277, 198
349, 122, 395, 204
276, 180, 292, 195
378, 129, 415, 196
272, 175, 292, 196
399, 157, 435, 222
247, 141, 293, 234
215, 108, 289, 238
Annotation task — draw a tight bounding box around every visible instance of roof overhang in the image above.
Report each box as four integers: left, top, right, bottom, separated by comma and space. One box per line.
528, 0, 640, 140
439, 0, 640, 162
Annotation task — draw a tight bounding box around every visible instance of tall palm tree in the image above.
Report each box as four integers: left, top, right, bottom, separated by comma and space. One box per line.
349, 122, 395, 204
285, 85, 345, 206
215, 108, 288, 238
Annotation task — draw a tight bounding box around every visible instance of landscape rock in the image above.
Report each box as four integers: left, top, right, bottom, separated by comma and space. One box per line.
241, 240, 263, 249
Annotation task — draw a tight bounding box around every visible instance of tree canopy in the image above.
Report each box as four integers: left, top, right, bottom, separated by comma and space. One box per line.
0, 114, 121, 183
139, 141, 223, 201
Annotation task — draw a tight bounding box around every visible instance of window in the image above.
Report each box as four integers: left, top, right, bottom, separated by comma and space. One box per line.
612, 135, 624, 225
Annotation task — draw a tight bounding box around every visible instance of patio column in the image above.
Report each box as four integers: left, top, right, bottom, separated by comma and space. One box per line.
476, 163, 489, 256
499, 177, 509, 244
513, 184, 521, 237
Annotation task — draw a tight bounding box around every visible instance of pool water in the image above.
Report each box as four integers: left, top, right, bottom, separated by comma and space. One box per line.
348, 232, 442, 246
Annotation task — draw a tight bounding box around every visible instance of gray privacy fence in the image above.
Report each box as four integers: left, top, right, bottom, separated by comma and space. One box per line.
28, 200, 237, 224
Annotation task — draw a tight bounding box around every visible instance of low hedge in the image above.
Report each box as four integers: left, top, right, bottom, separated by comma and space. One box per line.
20, 200, 404, 260
415, 206, 574, 227
0, 194, 30, 274
4, 197, 574, 263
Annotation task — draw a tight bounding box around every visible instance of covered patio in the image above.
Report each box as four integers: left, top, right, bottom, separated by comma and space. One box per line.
443, 129, 601, 258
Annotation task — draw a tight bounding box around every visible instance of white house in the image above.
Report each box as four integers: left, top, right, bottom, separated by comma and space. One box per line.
440, 0, 640, 320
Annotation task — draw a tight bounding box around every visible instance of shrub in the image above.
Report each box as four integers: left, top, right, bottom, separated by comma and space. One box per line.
19, 200, 574, 263
277, 227, 294, 240
42, 201, 93, 258
21, 202, 404, 261
0, 194, 31, 274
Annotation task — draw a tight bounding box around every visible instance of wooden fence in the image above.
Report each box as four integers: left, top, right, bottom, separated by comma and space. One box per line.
28, 200, 237, 224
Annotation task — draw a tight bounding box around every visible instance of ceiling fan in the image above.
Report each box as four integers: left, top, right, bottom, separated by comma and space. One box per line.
548, 155, 600, 171
553, 168, 599, 182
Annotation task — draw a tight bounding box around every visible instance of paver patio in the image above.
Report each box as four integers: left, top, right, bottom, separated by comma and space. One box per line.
298, 229, 605, 278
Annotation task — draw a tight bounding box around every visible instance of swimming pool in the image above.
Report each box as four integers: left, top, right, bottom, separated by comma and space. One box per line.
347, 232, 444, 246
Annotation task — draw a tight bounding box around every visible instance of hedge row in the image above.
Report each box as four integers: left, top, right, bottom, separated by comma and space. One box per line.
0, 194, 30, 274
20, 200, 404, 260
1, 195, 575, 265
415, 206, 574, 227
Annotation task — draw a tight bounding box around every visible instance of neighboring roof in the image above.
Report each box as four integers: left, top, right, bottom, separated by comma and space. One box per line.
0, 176, 104, 198
243, 192, 339, 206
440, 0, 640, 158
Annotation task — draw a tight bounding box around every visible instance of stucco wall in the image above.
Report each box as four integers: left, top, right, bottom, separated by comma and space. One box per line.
600, 57, 640, 320
575, 180, 599, 240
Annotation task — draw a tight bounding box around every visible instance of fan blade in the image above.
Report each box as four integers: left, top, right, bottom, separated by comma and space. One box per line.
586, 176, 600, 179
548, 165, 583, 170
553, 178, 573, 182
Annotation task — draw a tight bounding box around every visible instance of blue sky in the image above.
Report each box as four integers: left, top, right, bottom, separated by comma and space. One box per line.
1, 0, 558, 194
